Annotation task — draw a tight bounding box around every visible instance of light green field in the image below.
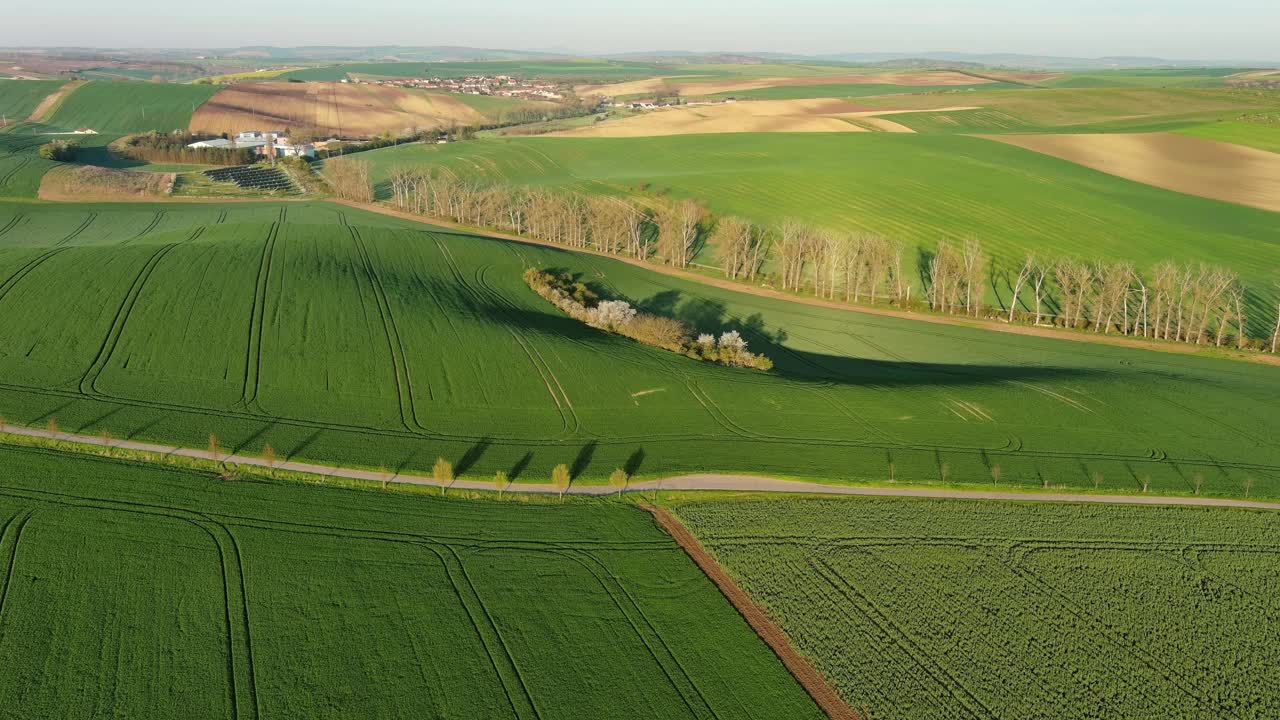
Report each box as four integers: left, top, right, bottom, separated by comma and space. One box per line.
1044, 67, 1257, 89
0, 123, 119, 198
0, 445, 820, 719
45, 81, 220, 134
0, 200, 1275, 497
672, 494, 1280, 720
360, 133, 1280, 325
1175, 119, 1280, 153
0, 79, 65, 120
860, 87, 1280, 133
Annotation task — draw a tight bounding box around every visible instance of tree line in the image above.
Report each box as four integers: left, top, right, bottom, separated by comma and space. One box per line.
366, 164, 1280, 353
117, 132, 256, 166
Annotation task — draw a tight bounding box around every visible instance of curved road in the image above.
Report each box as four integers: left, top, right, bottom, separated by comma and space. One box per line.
7, 423, 1279, 511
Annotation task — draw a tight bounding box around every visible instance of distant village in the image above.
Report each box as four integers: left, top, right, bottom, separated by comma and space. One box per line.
347, 74, 566, 100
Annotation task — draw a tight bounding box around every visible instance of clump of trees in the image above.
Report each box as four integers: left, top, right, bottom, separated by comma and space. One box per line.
117, 131, 254, 166
524, 268, 773, 370
38, 140, 79, 161
324, 157, 373, 203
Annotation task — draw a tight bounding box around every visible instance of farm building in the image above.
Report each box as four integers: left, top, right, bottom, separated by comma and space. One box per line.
187, 137, 267, 150
256, 140, 316, 158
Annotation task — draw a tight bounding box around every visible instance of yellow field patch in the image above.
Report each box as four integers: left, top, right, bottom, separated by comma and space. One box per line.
190, 81, 486, 138
577, 70, 995, 98
555, 100, 979, 137
988, 132, 1280, 213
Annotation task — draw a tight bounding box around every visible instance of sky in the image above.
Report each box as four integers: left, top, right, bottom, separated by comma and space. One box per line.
2, 0, 1277, 61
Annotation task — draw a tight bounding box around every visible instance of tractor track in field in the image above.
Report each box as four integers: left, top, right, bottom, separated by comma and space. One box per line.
238, 220, 281, 415
441, 239, 580, 439
0, 509, 35, 635
996, 545, 1219, 708
431, 543, 542, 720
53, 211, 97, 247
79, 242, 179, 396
0, 212, 25, 239
0, 487, 258, 719
343, 214, 431, 435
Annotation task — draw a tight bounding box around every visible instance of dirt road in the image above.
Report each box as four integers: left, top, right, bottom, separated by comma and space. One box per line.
7, 423, 1278, 511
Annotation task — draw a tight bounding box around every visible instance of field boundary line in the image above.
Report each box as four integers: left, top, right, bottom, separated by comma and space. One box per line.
329, 199, 1280, 368
643, 505, 862, 720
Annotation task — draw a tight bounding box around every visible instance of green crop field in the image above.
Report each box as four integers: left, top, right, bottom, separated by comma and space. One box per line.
0, 200, 1275, 497
0, 444, 820, 719
1176, 120, 1280, 153
0, 79, 65, 121
671, 495, 1280, 719
0, 123, 120, 198
0, 127, 58, 198
361, 133, 1280, 322
283, 60, 670, 82
44, 81, 220, 134
860, 87, 1280, 133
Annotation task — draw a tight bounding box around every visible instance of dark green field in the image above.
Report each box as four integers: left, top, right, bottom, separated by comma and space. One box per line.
0, 79, 65, 120
672, 494, 1280, 720
0, 200, 1274, 497
44, 81, 220, 134
0, 445, 819, 719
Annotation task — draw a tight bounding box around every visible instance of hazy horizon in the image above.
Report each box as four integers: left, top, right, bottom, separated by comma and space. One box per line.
2, 0, 1277, 62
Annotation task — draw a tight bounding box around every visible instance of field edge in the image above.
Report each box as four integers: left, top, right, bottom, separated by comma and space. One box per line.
642, 504, 862, 720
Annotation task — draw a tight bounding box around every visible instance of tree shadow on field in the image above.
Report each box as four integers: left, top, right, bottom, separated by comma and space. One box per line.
455, 437, 492, 476
624, 448, 646, 477
508, 452, 533, 481
570, 440, 597, 480
420, 266, 1107, 390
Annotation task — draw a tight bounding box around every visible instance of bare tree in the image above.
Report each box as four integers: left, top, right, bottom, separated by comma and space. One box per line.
208, 432, 219, 462
494, 470, 509, 499
1030, 259, 1049, 325
1008, 255, 1035, 323
655, 199, 702, 267
960, 238, 985, 317
323, 157, 373, 203
713, 216, 765, 280
776, 219, 813, 292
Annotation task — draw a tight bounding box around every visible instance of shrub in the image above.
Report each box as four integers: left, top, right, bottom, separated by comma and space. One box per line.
39, 140, 79, 161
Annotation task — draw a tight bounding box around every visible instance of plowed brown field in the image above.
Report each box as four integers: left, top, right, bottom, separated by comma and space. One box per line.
989, 132, 1280, 212
189, 82, 486, 138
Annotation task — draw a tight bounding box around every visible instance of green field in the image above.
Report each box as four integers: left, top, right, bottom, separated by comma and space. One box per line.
0, 79, 64, 121
0, 123, 120, 198
360, 133, 1280, 322
0, 200, 1275, 497
861, 87, 1280, 133
0, 444, 820, 719
0, 127, 58, 198
671, 495, 1280, 719
283, 60, 670, 82
1043, 67, 1256, 89
45, 81, 220, 134
1175, 119, 1280, 153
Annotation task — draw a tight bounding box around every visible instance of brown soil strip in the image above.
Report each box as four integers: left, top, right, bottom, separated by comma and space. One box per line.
333, 199, 1280, 367
26, 80, 83, 122
988, 132, 1280, 213
643, 505, 862, 720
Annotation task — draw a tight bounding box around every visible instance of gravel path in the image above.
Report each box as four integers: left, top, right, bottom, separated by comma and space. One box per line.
8, 423, 1279, 510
